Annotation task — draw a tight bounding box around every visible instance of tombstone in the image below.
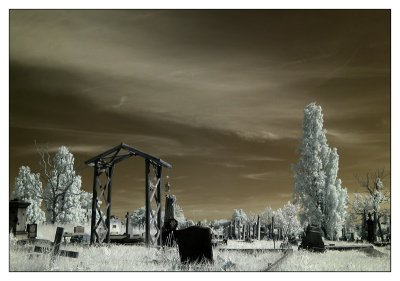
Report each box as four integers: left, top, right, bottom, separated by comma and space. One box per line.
367, 213, 374, 243
174, 226, 213, 263
9, 199, 30, 238
27, 224, 37, 239
162, 195, 178, 246
125, 212, 133, 237
74, 226, 85, 234
164, 195, 176, 222
299, 224, 325, 252
341, 226, 347, 241
260, 226, 266, 240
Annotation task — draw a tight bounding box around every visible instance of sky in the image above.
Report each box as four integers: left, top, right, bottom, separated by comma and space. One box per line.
9, 10, 390, 221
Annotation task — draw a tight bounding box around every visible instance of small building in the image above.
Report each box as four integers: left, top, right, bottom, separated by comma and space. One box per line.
9, 199, 30, 238
110, 215, 122, 235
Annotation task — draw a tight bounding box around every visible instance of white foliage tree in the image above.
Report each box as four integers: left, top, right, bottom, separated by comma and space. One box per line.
40, 146, 84, 224
273, 201, 302, 239
293, 103, 348, 239
260, 206, 274, 225
212, 219, 230, 229
12, 166, 45, 224
129, 206, 146, 228
80, 191, 93, 223
175, 204, 186, 227
232, 209, 248, 225
353, 170, 387, 215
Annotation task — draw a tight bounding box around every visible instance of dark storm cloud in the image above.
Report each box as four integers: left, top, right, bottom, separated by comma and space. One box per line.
10, 10, 390, 220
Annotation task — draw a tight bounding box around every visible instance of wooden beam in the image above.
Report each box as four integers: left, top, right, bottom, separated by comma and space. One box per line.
34, 246, 79, 258
90, 166, 99, 245
156, 165, 162, 246
145, 159, 151, 247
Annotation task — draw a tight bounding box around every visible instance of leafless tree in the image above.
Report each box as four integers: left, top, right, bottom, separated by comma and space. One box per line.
353, 168, 390, 242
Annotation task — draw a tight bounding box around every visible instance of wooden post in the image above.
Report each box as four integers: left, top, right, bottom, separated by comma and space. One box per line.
125, 212, 130, 236
90, 165, 98, 245
106, 165, 114, 243
145, 159, 151, 247
257, 215, 260, 240
156, 165, 162, 246
51, 227, 64, 262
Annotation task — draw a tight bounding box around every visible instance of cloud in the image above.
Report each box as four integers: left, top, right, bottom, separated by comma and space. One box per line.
246, 156, 285, 162
241, 172, 272, 181
112, 96, 127, 108
9, 10, 390, 220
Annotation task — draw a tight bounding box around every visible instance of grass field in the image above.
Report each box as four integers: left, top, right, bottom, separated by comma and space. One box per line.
9, 224, 390, 272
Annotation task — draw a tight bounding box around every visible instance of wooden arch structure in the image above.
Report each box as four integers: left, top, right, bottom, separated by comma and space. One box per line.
85, 143, 172, 247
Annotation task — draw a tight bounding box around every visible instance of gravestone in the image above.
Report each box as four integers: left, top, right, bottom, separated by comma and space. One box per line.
175, 226, 213, 263
9, 199, 30, 238
162, 195, 178, 246
299, 224, 325, 252
27, 224, 37, 239
367, 213, 374, 243
74, 226, 85, 233
34, 227, 79, 260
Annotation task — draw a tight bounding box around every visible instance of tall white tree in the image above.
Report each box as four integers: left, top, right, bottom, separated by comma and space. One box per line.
273, 201, 302, 239
232, 209, 248, 225
293, 103, 348, 239
12, 166, 45, 224
80, 191, 93, 223
260, 206, 274, 225
40, 146, 84, 224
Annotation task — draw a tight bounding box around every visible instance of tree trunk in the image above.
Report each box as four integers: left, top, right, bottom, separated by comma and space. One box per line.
51, 199, 57, 224
362, 210, 366, 240
377, 216, 384, 242
373, 212, 378, 242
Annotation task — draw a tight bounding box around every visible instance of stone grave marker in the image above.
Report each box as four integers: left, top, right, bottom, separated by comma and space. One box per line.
74, 226, 85, 233
299, 224, 325, 252
27, 224, 37, 239
175, 226, 213, 263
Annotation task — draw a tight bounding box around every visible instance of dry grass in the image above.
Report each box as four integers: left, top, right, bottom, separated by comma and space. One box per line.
9, 224, 390, 272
